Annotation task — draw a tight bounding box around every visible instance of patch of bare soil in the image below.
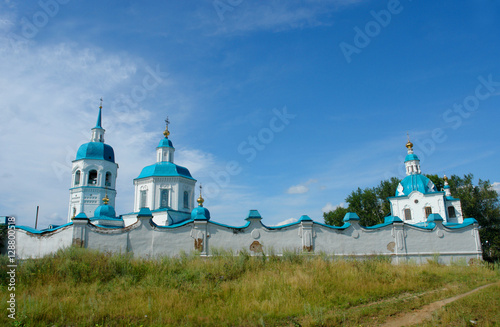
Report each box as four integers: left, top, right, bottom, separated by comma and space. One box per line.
380, 282, 499, 327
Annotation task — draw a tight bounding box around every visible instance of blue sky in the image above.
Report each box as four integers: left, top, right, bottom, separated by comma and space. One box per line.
1, 0, 500, 228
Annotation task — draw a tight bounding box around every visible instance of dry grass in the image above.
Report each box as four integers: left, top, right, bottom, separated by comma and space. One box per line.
0, 247, 498, 326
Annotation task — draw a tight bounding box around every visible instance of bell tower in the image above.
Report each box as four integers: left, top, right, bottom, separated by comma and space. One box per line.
68, 99, 118, 221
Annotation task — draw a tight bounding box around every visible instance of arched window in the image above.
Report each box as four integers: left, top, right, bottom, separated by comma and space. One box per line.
74, 170, 81, 186
184, 191, 189, 208
140, 190, 148, 208
447, 206, 456, 218
404, 208, 412, 220
424, 206, 432, 218
160, 189, 169, 208
88, 170, 98, 185
105, 172, 112, 187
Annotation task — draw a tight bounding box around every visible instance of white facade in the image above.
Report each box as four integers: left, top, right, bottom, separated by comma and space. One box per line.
128, 123, 196, 226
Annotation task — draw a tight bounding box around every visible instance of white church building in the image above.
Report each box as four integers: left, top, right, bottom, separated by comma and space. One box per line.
13, 105, 483, 263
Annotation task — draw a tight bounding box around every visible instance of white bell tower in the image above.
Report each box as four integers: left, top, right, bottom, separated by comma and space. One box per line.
68, 99, 118, 221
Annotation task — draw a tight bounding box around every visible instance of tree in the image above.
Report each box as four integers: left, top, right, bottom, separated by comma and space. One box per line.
323, 173, 500, 262
323, 206, 348, 227
323, 177, 399, 227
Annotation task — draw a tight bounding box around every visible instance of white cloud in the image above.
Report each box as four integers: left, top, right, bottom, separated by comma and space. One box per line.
322, 202, 345, 213
204, 0, 365, 35
286, 178, 318, 194
0, 37, 182, 227
271, 217, 298, 226
492, 182, 500, 193
287, 185, 309, 194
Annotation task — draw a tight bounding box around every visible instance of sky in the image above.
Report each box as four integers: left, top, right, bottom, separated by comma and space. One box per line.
1, 0, 500, 228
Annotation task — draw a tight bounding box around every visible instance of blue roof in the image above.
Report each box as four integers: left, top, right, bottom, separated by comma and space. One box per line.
136, 162, 195, 180
396, 174, 436, 196
191, 206, 211, 221
158, 138, 174, 148
95, 107, 102, 129
405, 153, 420, 162
93, 204, 117, 219
76, 142, 115, 163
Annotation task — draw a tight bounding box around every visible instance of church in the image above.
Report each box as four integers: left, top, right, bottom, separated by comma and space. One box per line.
14, 104, 483, 263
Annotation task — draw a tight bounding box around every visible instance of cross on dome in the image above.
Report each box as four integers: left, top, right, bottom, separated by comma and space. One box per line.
163, 116, 170, 138
197, 184, 204, 207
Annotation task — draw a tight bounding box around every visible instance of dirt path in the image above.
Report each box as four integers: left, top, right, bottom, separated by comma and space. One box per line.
380, 281, 500, 327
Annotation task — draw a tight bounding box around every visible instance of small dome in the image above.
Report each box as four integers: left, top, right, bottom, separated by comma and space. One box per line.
136, 162, 194, 180
396, 174, 436, 196
191, 206, 210, 221
94, 204, 117, 218
76, 142, 115, 163
404, 153, 420, 162
158, 138, 174, 148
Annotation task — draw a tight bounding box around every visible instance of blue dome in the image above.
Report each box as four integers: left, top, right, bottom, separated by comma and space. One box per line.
405, 153, 420, 162
76, 142, 115, 163
191, 206, 210, 221
158, 138, 174, 148
136, 162, 195, 180
93, 204, 117, 218
396, 174, 436, 196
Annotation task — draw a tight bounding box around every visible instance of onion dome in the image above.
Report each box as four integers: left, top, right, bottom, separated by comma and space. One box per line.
191, 185, 210, 221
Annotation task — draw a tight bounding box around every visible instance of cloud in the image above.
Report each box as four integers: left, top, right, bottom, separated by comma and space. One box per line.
271, 217, 298, 226
204, 0, 365, 35
287, 185, 309, 194
322, 202, 345, 213
492, 182, 500, 193
0, 35, 192, 227
286, 179, 318, 194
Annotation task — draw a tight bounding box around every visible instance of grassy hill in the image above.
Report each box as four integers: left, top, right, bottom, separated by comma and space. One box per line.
1, 248, 499, 326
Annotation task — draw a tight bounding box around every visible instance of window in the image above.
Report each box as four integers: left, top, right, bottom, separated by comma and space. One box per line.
88, 170, 98, 185
140, 190, 147, 208
425, 206, 432, 218
404, 208, 412, 220
105, 172, 112, 187
74, 170, 81, 186
184, 191, 189, 208
448, 206, 456, 218
160, 189, 169, 208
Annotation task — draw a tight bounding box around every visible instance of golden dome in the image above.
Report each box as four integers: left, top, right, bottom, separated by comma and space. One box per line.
406, 132, 413, 149
197, 195, 204, 207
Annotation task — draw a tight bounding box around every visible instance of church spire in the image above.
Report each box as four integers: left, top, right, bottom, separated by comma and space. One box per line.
96, 98, 103, 129
91, 98, 105, 143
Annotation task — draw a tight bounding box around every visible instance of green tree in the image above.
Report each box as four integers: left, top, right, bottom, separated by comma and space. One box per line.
323, 206, 349, 227
323, 177, 400, 227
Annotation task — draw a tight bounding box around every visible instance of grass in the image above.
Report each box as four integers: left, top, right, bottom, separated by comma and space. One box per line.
0, 247, 499, 326
417, 283, 500, 326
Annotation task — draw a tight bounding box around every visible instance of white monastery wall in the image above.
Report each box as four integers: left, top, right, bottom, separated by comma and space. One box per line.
14, 212, 482, 264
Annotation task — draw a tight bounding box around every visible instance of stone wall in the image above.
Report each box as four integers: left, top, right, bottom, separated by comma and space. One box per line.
15, 210, 483, 264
